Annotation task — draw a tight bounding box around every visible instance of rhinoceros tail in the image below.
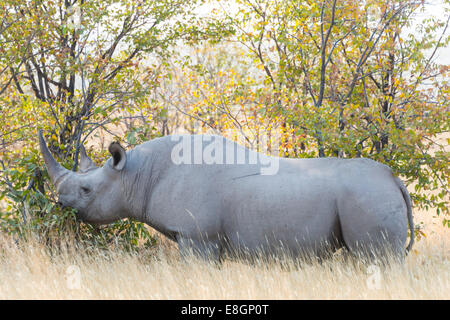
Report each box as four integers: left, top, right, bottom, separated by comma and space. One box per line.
395, 177, 414, 254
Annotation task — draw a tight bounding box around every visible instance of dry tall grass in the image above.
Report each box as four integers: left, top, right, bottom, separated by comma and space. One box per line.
1, 133, 448, 299
0, 204, 448, 300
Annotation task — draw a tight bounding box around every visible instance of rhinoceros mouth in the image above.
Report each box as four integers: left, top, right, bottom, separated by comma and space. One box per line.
73, 209, 89, 222
73, 210, 100, 225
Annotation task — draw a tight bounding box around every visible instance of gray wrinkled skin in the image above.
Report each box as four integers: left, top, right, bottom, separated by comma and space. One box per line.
39, 131, 414, 262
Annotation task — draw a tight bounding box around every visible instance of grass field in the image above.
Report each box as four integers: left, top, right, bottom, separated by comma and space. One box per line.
0, 202, 448, 299
1, 134, 448, 300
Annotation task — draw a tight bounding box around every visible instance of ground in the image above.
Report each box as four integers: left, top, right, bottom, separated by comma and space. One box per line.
0, 134, 448, 299
0, 202, 448, 299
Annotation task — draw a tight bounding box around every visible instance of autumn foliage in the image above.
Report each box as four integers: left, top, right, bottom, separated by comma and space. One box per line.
0, 0, 448, 248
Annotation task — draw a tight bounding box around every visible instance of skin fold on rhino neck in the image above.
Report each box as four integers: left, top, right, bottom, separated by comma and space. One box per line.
119, 146, 164, 224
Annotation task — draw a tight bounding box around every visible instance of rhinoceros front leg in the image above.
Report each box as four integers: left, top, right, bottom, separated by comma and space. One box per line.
176, 234, 221, 263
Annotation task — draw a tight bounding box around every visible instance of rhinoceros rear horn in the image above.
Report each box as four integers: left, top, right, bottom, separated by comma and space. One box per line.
38, 130, 70, 187
79, 144, 97, 173
108, 142, 127, 171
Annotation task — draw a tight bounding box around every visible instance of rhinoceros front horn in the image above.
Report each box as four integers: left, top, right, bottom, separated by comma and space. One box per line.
38, 130, 70, 187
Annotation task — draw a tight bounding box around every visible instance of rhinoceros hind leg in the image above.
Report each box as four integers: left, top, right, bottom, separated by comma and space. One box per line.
341, 229, 405, 265
337, 188, 408, 264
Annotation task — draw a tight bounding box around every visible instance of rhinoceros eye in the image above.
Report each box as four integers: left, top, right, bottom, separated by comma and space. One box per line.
81, 186, 91, 194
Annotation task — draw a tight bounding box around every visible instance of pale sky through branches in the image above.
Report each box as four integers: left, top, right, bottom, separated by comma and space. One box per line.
409, 0, 449, 65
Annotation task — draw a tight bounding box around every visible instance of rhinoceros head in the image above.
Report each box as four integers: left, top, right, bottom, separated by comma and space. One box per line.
38, 130, 128, 224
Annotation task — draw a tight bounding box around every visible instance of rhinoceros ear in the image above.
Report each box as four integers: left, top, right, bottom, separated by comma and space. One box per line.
108, 142, 126, 171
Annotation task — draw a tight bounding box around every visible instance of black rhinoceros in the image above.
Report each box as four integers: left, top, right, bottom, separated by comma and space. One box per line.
39, 131, 414, 262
